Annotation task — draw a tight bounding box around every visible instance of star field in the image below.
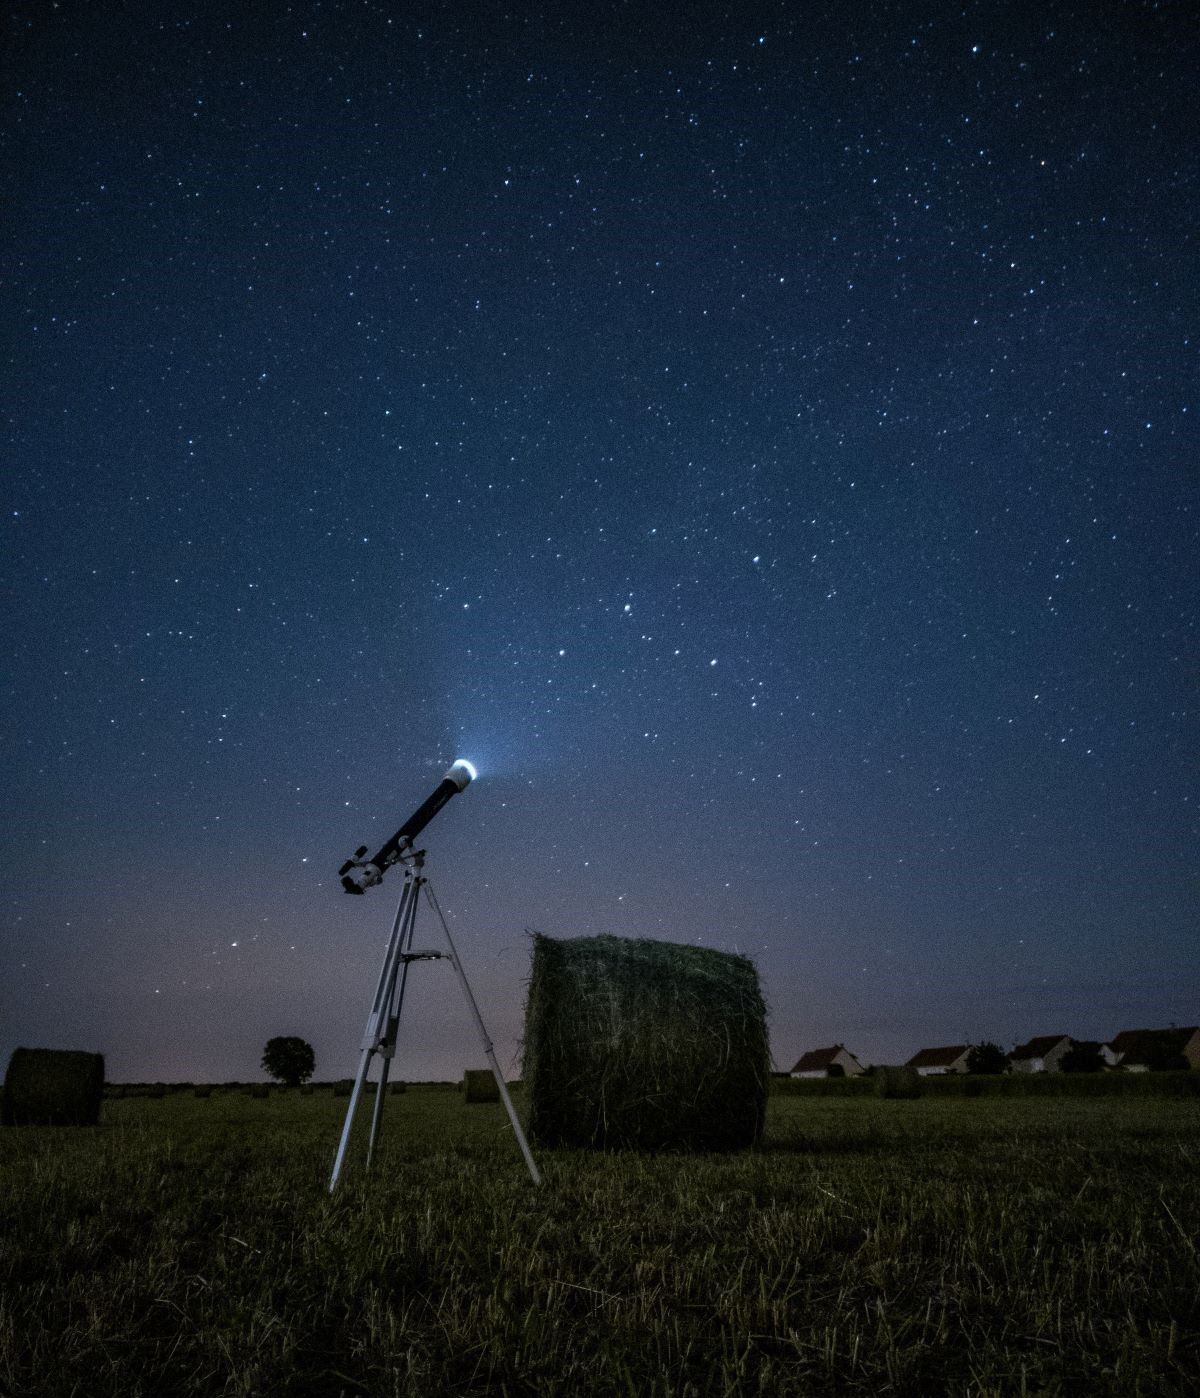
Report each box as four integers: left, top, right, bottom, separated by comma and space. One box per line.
3, 1, 1196, 1081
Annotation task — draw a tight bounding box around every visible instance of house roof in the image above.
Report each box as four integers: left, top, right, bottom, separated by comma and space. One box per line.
1109, 1027, 1199, 1062
906, 1044, 969, 1068
1010, 1034, 1070, 1060
790, 1045, 853, 1073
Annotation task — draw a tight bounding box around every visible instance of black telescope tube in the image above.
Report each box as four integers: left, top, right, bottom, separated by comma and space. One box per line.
341, 760, 474, 892
365, 777, 459, 872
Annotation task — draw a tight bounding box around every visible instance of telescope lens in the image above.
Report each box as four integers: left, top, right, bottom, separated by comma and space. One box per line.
445, 758, 477, 789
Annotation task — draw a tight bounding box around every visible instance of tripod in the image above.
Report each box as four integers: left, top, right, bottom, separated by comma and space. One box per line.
329, 847, 540, 1191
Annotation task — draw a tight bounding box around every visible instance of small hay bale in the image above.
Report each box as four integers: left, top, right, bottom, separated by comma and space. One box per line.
462, 1069, 499, 1103
875, 1066, 922, 1099
2, 1048, 105, 1126
524, 933, 769, 1151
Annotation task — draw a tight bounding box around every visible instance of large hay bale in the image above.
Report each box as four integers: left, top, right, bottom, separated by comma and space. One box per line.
2, 1048, 104, 1126
524, 933, 769, 1151
463, 1069, 500, 1103
875, 1065, 922, 1099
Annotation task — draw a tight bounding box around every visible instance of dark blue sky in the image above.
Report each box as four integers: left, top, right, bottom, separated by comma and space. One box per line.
4, 1, 1196, 1081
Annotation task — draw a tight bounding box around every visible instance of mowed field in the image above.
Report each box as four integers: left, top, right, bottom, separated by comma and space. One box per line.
1, 1084, 1198, 1397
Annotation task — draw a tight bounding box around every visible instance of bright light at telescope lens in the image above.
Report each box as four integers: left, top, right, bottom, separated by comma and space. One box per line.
445, 758, 477, 788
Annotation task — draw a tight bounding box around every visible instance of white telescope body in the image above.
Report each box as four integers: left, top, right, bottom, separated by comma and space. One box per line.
339, 759, 476, 893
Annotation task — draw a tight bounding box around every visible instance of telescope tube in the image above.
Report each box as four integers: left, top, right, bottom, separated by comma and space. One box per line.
340, 759, 475, 893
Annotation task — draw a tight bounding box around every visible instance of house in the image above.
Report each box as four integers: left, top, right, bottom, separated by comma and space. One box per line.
1065, 1040, 1121, 1070
1008, 1034, 1073, 1074
906, 1044, 971, 1076
789, 1045, 865, 1079
1109, 1026, 1200, 1072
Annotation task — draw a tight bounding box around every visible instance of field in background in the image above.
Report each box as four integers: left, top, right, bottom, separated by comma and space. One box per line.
1, 1086, 1197, 1396
771, 1069, 1200, 1098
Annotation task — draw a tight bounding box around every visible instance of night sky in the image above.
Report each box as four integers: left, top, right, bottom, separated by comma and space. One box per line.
4, 1, 1196, 1084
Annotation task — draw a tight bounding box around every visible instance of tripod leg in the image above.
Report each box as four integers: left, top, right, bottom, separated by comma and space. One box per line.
329, 1046, 374, 1192
366, 1054, 390, 1169
422, 881, 542, 1186
366, 873, 419, 1171
329, 877, 415, 1193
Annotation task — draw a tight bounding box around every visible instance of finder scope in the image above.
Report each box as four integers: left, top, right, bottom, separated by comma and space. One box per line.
339, 759, 476, 893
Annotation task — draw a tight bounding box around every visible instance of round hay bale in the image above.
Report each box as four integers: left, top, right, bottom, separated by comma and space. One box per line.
875, 1065, 922, 1099
462, 1069, 500, 1103
193, 1085, 212, 1098
247, 1083, 269, 1099
299, 1083, 314, 1096
388, 1080, 407, 1096
3, 1048, 104, 1126
333, 1080, 353, 1098
524, 933, 769, 1151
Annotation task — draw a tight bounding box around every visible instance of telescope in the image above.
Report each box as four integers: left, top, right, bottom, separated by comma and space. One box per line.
338, 758, 476, 893
328, 753, 539, 1192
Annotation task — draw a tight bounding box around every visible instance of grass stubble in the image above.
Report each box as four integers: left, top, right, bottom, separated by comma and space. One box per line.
0, 1088, 1196, 1396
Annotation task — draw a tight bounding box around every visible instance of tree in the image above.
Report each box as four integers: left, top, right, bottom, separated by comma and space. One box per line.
966, 1041, 1008, 1075
1060, 1042, 1105, 1074
261, 1036, 315, 1088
